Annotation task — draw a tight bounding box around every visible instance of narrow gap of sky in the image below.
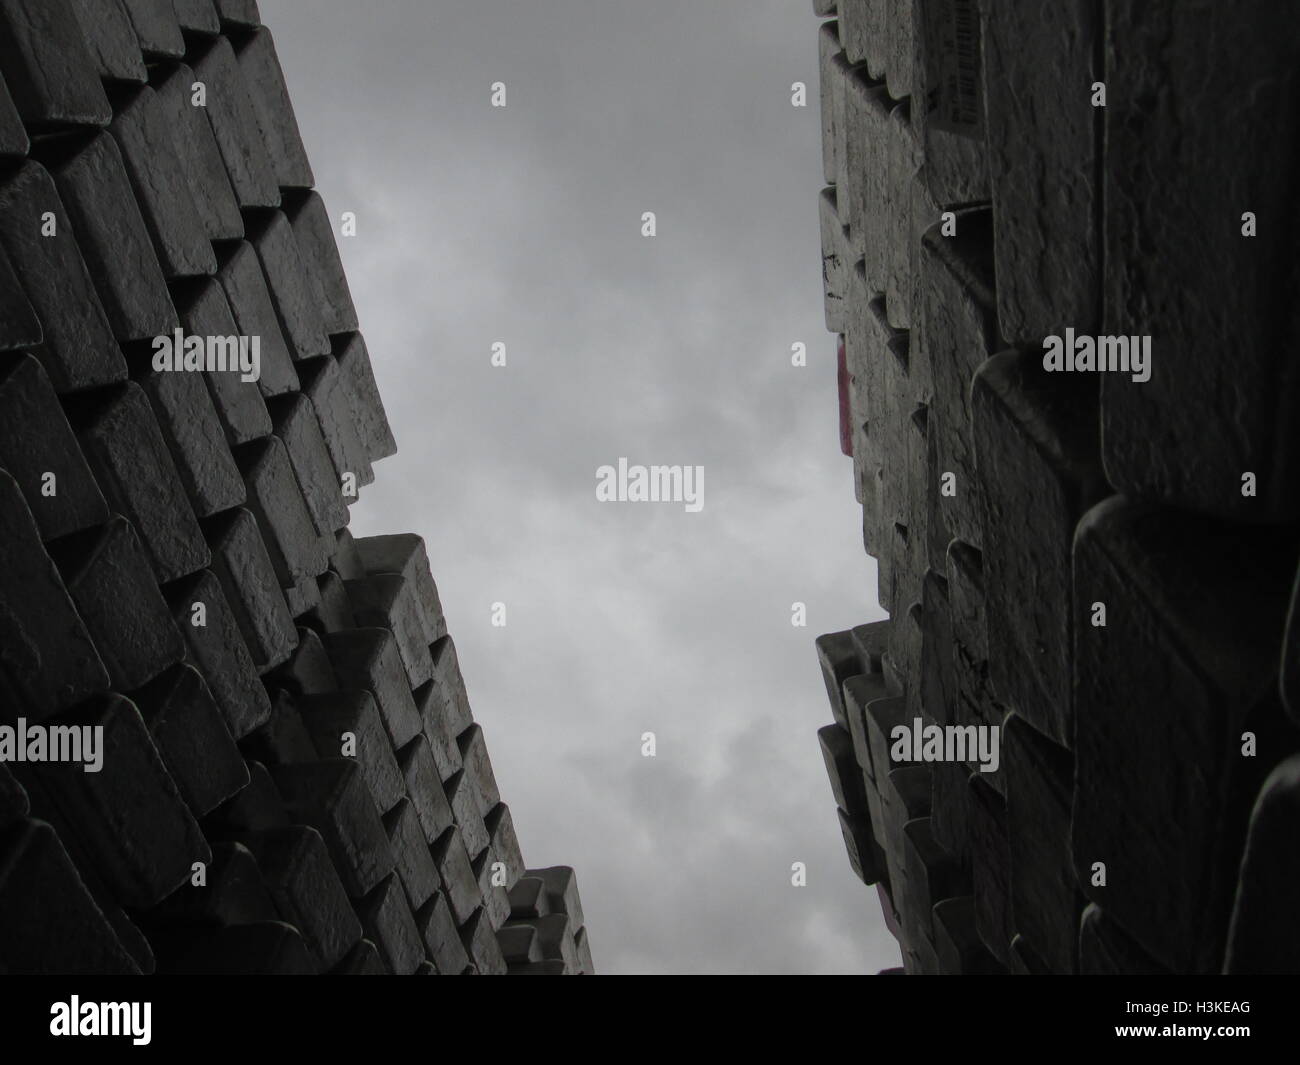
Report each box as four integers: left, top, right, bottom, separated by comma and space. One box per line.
262, 0, 896, 974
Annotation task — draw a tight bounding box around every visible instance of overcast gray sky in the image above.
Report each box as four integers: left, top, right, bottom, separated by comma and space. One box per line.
262, 0, 896, 975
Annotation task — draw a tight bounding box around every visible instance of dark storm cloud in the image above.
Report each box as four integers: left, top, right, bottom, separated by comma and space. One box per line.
261, 0, 898, 973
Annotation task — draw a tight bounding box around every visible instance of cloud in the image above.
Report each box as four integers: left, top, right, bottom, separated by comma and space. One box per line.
262, 0, 898, 974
